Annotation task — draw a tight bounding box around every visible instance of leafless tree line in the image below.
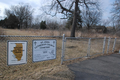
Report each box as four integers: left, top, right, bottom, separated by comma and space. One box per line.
0, 0, 120, 36
5, 3, 33, 29
111, 0, 120, 30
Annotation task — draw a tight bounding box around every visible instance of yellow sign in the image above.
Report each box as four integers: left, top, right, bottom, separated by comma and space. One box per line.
13, 43, 23, 61
7, 41, 27, 65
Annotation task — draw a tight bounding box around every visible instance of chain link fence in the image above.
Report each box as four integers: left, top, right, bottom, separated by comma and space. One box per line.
61, 35, 120, 64
0, 35, 62, 80
109, 38, 116, 53
63, 37, 89, 61
114, 38, 120, 52
90, 38, 104, 56
0, 34, 120, 79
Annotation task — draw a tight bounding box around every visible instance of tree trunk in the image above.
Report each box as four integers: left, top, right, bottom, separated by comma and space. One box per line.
70, 0, 79, 37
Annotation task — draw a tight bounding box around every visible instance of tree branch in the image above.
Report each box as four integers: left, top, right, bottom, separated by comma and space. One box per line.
56, 0, 73, 13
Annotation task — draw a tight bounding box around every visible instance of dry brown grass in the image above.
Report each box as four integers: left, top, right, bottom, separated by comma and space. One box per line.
4, 28, 119, 38
0, 28, 120, 80
4, 28, 71, 36
64, 39, 88, 60
0, 27, 4, 35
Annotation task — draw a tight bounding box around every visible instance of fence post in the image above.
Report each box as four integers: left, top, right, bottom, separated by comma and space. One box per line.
107, 37, 111, 54
112, 38, 117, 53
103, 37, 106, 54
61, 34, 65, 65
87, 38, 91, 57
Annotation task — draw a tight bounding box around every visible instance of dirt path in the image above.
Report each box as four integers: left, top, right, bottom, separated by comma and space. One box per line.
68, 54, 120, 80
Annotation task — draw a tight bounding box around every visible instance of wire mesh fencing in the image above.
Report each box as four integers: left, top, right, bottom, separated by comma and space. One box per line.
63, 37, 89, 61
114, 38, 120, 52
90, 38, 104, 56
61, 35, 119, 64
108, 38, 115, 53
0, 35, 62, 80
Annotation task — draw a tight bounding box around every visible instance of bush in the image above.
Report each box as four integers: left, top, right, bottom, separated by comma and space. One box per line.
0, 27, 5, 35
40, 21, 46, 29
103, 27, 107, 33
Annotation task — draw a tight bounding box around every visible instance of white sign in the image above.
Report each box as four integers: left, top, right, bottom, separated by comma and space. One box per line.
32, 39, 56, 62
7, 41, 27, 65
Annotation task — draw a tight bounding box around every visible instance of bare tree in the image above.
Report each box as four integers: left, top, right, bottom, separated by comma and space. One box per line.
82, 10, 102, 29
111, 0, 120, 29
5, 3, 34, 29
102, 19, 110, 27
43, 0, 99, 37
4, 9, 11, 18
46, 19, 59, 30
32, 17, 41, 29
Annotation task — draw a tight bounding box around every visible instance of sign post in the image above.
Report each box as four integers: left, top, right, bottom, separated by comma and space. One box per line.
32, 39, 56, 62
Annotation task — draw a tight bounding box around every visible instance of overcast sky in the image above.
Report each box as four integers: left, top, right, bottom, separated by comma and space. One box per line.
0, 0, 115, 21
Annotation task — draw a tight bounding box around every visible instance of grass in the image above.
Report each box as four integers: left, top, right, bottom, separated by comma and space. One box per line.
64, 39, 88, 60
0, 28, 120, 80
4, 28, 119, 38
3, 28, 70, 36
0, 27, 5, 35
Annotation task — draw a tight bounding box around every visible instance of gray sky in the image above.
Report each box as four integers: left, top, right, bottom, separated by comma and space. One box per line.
0, 0, 114, 21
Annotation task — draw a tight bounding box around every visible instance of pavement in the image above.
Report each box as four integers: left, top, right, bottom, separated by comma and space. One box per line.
68, 54, 120, 80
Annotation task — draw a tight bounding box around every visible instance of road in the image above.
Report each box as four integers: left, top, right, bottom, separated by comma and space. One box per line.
68, 54, 120, 80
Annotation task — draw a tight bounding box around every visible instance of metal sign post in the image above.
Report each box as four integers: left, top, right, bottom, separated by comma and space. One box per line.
61, 34, 65, 65
107, 37, 111, 54
112, 38, 117, 53
103, 37, 106, 54
87, 38, 91, 57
